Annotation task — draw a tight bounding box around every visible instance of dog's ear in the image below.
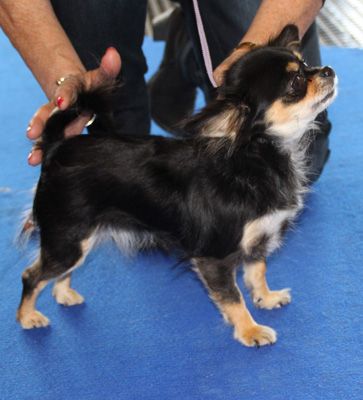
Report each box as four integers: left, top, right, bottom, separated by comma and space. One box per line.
269, 24, 300, 52
181, 100, 252, 143
232, 104, 255, 148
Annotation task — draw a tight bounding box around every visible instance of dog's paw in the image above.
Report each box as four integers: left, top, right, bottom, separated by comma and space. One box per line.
235, 324, 277, 347
53, 288, 84, 306
18, 310, 50, 329
253, 288, 291, 310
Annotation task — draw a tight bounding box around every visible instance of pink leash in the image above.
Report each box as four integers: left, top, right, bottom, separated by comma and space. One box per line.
192, 0, 218, 88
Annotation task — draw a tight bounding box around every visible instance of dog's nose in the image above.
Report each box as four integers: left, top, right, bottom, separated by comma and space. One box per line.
319, 66, 335, 78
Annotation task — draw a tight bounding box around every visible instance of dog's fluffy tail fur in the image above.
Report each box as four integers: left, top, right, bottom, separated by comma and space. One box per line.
41, 84, 116, 158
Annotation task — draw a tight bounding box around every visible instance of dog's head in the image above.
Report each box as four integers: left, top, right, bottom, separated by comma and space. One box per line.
219, 25, 337, 142
187, 25, 337, 146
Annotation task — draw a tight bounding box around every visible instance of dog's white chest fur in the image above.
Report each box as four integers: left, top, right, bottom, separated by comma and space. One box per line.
241, 207, 300, 256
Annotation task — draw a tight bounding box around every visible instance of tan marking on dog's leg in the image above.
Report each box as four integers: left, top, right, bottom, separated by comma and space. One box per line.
244, 259, 291, 309
193, 256, 276, 347
52, 274, 84, 306
17, 260, 50, 329
51, 237, 92, 306
213, 295, 276, 347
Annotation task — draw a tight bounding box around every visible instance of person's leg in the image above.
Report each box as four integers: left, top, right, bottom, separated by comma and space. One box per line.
51, 0, 150, 136
148, 6, 198, 135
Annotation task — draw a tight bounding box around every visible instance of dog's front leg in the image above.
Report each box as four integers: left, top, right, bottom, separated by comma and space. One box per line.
193, 257, 276, 347
52, 273, 84, 306
243, 259, 291, 309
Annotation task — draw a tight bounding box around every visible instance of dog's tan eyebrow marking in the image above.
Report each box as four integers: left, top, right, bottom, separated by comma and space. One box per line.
286, 62, 300, 72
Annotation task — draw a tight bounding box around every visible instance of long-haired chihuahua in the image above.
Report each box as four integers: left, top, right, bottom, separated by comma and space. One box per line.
17, 25, 337, 347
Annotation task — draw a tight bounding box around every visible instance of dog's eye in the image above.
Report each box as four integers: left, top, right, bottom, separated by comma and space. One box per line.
290, 74, 306, 93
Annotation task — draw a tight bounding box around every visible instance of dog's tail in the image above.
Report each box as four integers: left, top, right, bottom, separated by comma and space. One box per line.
40, 84, 117, 158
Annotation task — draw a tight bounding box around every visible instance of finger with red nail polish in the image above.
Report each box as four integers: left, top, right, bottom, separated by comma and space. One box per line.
57, 96, 64, 108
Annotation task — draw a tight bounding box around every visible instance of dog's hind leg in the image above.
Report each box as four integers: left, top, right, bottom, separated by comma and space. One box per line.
16, 257, 50, 329
193, 256, 277, 347
243, 259, 291, 310
17, 237, 92, 329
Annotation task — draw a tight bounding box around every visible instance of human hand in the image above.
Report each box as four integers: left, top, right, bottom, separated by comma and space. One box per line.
26, 47, 122, 166
213, 42, 256, 86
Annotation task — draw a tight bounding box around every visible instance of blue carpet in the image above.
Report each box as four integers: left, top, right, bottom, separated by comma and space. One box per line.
0, 33, 362, 400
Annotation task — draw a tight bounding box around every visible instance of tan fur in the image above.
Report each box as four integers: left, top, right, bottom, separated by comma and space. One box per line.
243, 260, 291, 309
193, 257, 276, 347
266, 74, 331, 125
265, 80, 317, 128
16, 258, 50, 329
265, 99, 296, 129
52, 275, 84, 306
17, 238, 92, 329
264, 72, 336, 141
220, 302, 277, 346
286, 61, 299, 72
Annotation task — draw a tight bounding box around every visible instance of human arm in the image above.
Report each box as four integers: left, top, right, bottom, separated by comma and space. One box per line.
213, 0, 324, 85
0, 0, 121, 165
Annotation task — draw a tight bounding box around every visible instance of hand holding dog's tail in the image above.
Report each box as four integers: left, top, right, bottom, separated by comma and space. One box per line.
27, 47, 121, 166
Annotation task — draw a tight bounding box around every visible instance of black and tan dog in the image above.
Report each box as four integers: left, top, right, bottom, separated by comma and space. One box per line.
17, 25, 337, 347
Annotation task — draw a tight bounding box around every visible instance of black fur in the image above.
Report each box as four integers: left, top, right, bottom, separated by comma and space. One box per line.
33, 118, 298, 261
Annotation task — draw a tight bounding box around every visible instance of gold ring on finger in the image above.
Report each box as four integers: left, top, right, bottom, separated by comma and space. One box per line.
85, 113, 97, 127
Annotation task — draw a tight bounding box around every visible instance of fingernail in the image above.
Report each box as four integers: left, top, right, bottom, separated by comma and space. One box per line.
27, 152, 32, 162
26, 125, 31, 132
57, 96, 64, 108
